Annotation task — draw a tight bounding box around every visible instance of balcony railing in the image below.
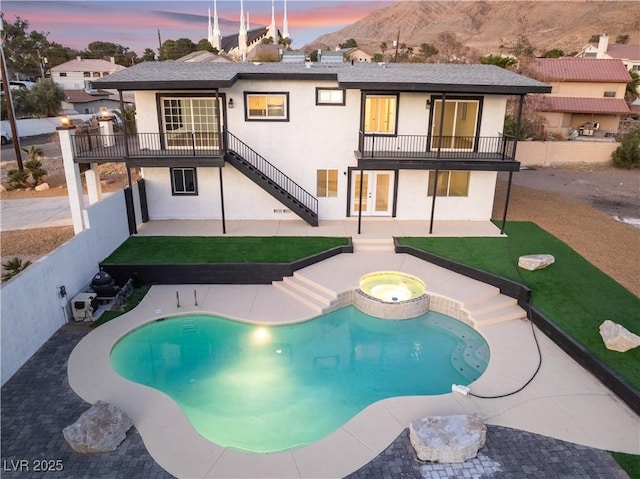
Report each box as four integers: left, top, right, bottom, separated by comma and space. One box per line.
72, 131, 224, 160
357, 131, 516, 161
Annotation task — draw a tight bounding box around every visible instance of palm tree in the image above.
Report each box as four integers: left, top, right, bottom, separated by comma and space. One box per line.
2, 257, 32, 281
479, 54, 518, 69
20, 145, 47, 187
626, 69, 639, 103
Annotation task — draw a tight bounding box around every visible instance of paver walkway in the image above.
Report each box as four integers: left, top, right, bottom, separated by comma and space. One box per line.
1, 324, 630, 479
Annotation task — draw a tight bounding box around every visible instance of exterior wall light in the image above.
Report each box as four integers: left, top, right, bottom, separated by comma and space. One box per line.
60, 115, 71, 127
228, 98, 234, 109
100, 107, 109, 118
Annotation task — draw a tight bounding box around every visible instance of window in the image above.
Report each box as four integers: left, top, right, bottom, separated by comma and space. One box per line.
245, 92, 289, 121
427, 171, 470, 197
364, 95, 397, 134
316, 88, 345, 106
92, 72, 101, 78
171, 168, 198, 195
59, 72, 67, 77
317, 169, 338, 197
83, 72, 90, 77
603, 91, 616, 97
161, 97, 220, 149
431, 99, 480, 150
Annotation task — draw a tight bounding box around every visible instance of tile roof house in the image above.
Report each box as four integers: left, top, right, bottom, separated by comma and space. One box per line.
527, 57, 631, 138
57, 62, 549, 235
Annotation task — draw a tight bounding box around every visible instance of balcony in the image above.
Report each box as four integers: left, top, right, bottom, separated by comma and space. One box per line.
356, 131, 519, 171
72, 131, 225, 167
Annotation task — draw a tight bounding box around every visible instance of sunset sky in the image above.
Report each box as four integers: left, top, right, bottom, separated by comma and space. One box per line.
2, 1, 393, 54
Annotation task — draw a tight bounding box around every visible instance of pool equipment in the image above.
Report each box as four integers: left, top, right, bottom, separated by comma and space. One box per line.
71, 293, 98, 322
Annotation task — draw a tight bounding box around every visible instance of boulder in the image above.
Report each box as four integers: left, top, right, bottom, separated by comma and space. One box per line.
518, 254, 555, 271
599, 320, 640, 352
63, 401, 133, 453
409, 414, 486, 463
34, 182, 50, 191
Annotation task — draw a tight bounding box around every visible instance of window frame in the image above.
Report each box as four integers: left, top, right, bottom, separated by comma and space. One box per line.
316, 169, 339, 197
244, 92, 290, 121
362, 93, 399, 135
170, 167, 198, 196
427, 170, 470, 197
316, 88, 346, 106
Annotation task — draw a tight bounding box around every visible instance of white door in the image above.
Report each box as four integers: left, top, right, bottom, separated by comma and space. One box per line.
351, 171, 394, 216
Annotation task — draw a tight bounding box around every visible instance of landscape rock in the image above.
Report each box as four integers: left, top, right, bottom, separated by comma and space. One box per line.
518, 254, 555, 271
34, 182, 49, 191
599, 320, 640, 352
409, 414, 486, 463
63, 401, 133, 453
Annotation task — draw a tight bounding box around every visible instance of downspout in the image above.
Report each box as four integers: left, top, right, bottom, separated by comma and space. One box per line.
429, 169, 439, 234
500, 95, 525, 235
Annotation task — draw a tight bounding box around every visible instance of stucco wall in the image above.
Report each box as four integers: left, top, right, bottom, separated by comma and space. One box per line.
516, 141, 618, 167
1, 191, 130, 386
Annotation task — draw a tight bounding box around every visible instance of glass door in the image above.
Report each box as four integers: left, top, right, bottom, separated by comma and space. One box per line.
431, 99, 478, 150
351, 171, 394, 216
162, 97, 222, 149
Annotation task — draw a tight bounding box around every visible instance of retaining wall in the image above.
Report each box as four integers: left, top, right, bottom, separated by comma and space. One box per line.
516, 140, 618, 167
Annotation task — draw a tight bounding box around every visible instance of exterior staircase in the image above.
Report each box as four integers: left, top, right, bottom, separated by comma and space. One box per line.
464, 291, 527, 327
352, 238, 395, 252
272, 272, 337, 313
225, 131, 318, 226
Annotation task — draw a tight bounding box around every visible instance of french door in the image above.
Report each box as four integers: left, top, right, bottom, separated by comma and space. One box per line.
162, 97, 222, 149
350, 171, 394, 216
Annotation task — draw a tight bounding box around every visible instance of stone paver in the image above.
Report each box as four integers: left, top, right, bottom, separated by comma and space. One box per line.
1, 324, 631, 479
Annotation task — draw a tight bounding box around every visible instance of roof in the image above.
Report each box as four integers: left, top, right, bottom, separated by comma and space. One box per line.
51, 58, 125, 73
175, 51, 230, 63
63, 89, 112, 103
93, 62, 551, 95
539, 96, 630, 114
220, 27, 269, 52
529, 58, 631, 82
586, 42, 640, 61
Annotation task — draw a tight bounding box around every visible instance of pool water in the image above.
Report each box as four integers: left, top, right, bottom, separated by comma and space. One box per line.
110, 307, 489, 453
359, 271, 425, 302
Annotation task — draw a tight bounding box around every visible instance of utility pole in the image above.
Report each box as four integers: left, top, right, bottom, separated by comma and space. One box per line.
157, 28, 162, 60
0, 21, 23, 170
394, 28, 400, 62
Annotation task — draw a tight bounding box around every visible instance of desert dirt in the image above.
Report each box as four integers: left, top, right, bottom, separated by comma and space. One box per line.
1, 148, 639, 296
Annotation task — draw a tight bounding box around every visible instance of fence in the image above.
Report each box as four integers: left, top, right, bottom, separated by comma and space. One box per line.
1, 191, 131, 386
516, 140, 619, 167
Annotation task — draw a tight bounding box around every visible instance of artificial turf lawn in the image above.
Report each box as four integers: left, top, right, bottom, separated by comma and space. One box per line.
398, 221, 640, 391
103, 236, 349, 264
611, 452, 640, 479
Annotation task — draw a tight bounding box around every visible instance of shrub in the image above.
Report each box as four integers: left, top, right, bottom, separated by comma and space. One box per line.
25, 159, 47, 186
2, 257, 32, 281
7, 169, 30, 189
611, 128, 640, 169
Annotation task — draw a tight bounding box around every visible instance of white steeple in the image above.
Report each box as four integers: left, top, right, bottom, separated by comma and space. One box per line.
238, 0, 247, 56
282, 0, 289, 39
209, 0, 221, 51
208, 7, 212, 41
267, 0, 278, 42
246, 11, 250, 31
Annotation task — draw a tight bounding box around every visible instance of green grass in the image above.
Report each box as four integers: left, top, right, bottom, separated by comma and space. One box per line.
398, 221, 640, 391
612, 452, 640, 479
103, 236, 349, 264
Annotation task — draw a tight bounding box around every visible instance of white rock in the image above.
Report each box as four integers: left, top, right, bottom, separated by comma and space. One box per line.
599, 320, 640, 352
35, 182, 50, 191
410, 414, 486, 463
63, 401, 133, 453
518, 254, 555, 271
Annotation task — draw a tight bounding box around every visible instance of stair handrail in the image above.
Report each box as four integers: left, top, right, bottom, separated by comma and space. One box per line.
225, 131, 318, 215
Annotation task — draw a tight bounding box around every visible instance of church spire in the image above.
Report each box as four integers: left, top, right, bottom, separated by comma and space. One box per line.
282, 0, 289, 39
267, 0, 278, 42
246, 10, 250, 30
209, 0, 221, 51
238, 0, 247, 56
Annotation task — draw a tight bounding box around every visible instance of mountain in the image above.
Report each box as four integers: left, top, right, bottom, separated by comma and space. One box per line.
309, 1, 640, 58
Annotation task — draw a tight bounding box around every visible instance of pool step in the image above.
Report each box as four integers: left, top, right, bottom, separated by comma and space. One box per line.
470, 303, 527, 327
352, 238, 395, 252
466, 294, 517, 315
272, 275, 337, 313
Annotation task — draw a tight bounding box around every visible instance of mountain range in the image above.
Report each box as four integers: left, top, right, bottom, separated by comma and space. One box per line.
309, 1, 640, 58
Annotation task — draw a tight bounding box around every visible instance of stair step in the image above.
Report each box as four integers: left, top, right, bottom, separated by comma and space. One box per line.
466, 294, 517, 315
463, 288, 502, 307
352, 238, 395, 252
292, 273, 337, 298
283, 276, 336, 303
471, 304, 527, 327
272, 281, 326, 313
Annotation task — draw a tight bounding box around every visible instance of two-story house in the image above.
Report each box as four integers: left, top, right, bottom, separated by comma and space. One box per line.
51, 57, 125, 91
59, 62, 549, 234
527, 57, 631, 139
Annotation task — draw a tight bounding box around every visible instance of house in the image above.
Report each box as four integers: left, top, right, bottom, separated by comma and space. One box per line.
527, 57, 631, 138
50, 57, 125, 91
576, 34, 640, 73
58, 62, 549, 234
344, 48, 372, 63
61, 89, 124, 115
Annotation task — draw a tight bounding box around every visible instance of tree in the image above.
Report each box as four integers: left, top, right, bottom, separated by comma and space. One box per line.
380, 42, 388, 57
611, 128, 640, 169
616, 34, 630, 44
27, 79, 65, 117
278, 37, 292, 51
509, 16, 536, 59
419, 43, 438, 59
21, 146, 47, 186
141, 48, 157, 62
160, 38, 196, 60
1, 15, 52, 79
626, 69, 640, 102
339, 39, 358, 49
2, 257, 32, 281
84, 41, 138, 66
588, 34, 600, 43
197, 39, 216, 52
479, 54, 517, 69
261, 37, 274, 44
542, 48, 565, 58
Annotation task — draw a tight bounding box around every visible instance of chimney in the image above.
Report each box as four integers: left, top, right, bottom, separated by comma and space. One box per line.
110, 57, 115, 64
76, 56, 82, 61
597, 34, 609, 58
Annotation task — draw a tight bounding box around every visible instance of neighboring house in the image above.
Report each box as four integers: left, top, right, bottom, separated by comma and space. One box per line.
576, 34, 640, 73
174, 51, 231, 63
320, 51, 346, 64
527, 57, 631, 138
62, 62, 549, 232
61, 89, 123, 115
281, 50, 306, 64
50, 57, 125, 90
344, 48, 372, 63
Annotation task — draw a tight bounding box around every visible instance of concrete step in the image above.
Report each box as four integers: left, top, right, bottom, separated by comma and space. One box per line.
352, 238, 395, 252
293, 272, 339, 298
282, 276, 336, 304
471, 304, 527, 327
466, 294, 517, 316
462, 287, 502, 307
272, 280, 326, 313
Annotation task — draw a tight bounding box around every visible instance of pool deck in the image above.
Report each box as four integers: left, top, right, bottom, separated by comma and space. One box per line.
67, 239, 640, 479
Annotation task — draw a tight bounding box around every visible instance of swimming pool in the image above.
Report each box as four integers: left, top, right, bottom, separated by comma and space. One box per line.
110, 306, 489, 453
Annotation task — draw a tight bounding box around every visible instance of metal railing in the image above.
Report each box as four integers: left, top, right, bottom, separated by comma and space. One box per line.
358, 131, 516, 161
72, 131, 224, 160
226, 131, 318, 215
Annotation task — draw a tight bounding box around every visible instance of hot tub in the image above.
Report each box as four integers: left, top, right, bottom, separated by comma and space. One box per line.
354, 271, 430, 319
